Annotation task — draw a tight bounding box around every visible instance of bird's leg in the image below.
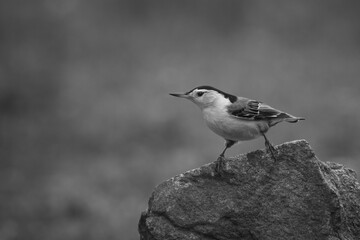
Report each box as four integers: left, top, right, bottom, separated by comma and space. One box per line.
219, 146, 227, 158
219, 139, 236, 158
216, 140, 236, 174
261, 133, 277, 161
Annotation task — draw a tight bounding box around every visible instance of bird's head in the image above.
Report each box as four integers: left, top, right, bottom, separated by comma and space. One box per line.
170, 86, 237, 110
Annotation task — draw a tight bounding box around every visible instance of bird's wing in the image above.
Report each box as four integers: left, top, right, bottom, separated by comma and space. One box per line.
227, 98, 292, 122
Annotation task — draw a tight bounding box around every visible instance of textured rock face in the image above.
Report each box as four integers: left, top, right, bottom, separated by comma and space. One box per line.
139, 140, 360, 240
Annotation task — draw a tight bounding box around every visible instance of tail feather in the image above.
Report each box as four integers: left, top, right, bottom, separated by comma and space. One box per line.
284, 116, 305, 123
269, 113, 305, 126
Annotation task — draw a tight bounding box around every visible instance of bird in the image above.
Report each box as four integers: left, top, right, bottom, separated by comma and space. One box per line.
170, 86, 304, 172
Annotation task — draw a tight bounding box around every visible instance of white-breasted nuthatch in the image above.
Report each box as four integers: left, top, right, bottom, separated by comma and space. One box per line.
170, 86, 304, 166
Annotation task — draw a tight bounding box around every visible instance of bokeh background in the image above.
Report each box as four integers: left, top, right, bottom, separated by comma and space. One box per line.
1, 0, 360, 239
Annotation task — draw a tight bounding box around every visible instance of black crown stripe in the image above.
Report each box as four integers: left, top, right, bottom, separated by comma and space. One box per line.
188, 86, 238, 103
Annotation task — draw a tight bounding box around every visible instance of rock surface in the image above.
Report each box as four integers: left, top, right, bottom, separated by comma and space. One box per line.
138, 140, 360, 240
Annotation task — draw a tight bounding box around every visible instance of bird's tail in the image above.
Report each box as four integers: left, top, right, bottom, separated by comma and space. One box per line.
269, 113, 305, 126
283, 114, 305, 123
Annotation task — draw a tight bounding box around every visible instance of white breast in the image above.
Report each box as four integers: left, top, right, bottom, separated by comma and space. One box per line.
202, 107, 267, 141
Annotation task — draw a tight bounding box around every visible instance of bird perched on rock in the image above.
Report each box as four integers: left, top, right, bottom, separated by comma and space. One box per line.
170, 86, 304, 172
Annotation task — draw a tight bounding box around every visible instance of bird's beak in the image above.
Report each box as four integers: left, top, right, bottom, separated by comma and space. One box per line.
169, 93, 190, 99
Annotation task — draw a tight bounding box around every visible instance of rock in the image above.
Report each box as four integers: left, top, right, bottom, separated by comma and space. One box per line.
138, 140, 360, 240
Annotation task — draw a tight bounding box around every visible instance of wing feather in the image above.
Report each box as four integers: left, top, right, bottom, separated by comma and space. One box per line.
227, 98, 304, 126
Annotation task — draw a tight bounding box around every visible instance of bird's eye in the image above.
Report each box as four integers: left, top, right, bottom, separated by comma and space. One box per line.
197, 92, 204, 97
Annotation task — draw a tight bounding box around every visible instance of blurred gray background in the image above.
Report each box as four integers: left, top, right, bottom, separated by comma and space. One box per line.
1, 0, 360, 239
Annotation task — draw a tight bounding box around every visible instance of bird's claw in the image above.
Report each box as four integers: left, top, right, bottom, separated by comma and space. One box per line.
215, 155, 225, 176
266, 142, 277, 161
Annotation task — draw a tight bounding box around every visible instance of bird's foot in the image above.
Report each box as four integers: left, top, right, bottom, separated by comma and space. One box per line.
265, 142, 277, 161
215, 155, 225, 176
